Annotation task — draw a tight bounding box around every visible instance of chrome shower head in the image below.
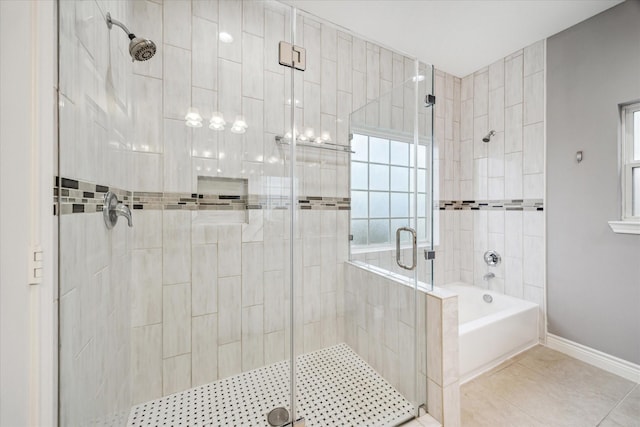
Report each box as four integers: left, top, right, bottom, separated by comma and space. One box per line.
482, 130, 496, 143
106, 12, 156, 62
129, 37, 156, 62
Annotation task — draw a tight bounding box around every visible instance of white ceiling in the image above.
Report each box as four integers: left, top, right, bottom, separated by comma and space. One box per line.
287, 0, 623, 77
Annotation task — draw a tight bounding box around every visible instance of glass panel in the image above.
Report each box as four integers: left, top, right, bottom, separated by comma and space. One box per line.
633, 167, 640, 216
370, 164, 390, 191
351, 162, 368, 190
634, 111, 640, 161
391, 166, 409, 191
391, 140, 409, 165
391, 218, 411, 243
351, 191, 368, 218
352, 133, 369, 162
418, 169, 426, 193
370, 137, 390, 163
391, 193, 409, 217
417, 193, 427, 217
60, 0, 296, 425
349, 60, 434, 423
370, 192, 390, 218
352, 220, 368, 245
417, 218, 427, 241
369, 219, 390, 244
417, 144, 427, 168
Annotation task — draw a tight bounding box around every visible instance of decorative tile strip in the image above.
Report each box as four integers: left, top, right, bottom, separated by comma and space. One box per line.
55, 176, 131, 215
54, 177, 350, 214
438, 199, 544, 211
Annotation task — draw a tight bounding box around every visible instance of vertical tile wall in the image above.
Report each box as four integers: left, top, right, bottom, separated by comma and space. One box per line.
433, 70, 462, 286
458, 40, 545, 335
58, 0, 134, 424
129, 0, 425, 403
344, 263, 428, 406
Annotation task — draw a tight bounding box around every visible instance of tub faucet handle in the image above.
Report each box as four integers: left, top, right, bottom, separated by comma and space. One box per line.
483, 250, 501, 266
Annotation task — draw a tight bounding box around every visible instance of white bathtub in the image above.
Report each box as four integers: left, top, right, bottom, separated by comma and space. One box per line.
444, 282, 539, 383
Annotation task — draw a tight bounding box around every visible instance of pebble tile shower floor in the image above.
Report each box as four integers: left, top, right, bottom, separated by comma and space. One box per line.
128, 343, 414, 427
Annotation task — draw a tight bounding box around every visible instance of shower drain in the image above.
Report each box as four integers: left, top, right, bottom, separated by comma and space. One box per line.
267, 407, 289, 426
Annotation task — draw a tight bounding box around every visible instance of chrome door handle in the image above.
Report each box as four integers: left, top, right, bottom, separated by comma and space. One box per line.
103, 191, 133, 229
396, 227, 417, 270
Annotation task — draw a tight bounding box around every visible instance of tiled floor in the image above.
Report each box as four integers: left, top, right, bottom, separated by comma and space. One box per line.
128, 343, 415, 426
461, 345, 640, 427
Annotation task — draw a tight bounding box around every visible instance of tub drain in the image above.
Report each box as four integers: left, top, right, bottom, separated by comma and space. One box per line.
483, 294, 493, 303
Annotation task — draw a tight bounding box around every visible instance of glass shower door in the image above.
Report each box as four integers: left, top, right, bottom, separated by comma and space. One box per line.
348, 62, 435, 422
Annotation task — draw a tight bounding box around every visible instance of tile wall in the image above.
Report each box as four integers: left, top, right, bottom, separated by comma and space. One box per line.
458, 41, 546, 331
344, 263, 428, 405
58, 0, 134, 425
127, 0, 424, 404
350, 41, 546, 338
344, 262, 461, 426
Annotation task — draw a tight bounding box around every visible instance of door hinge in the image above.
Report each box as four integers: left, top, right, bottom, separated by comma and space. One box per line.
279, 41, 306, 71
29, 246, 43, 285
424, 249, 436, 260
425, 94, 436, 107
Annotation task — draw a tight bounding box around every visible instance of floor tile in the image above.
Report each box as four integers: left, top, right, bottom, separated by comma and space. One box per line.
599, 384, 640, 427
476, 362, 621, 426
128, 343, 415, 426
461, 381, 546, 427
462, 345, 640, 427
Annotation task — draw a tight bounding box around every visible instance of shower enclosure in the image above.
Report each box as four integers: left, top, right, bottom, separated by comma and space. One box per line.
57, 0, 434, 425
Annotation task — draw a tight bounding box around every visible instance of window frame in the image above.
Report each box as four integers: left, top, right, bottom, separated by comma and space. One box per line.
350, 130, 431, 249
622, 103, 640, 220
610, 102, 640, 234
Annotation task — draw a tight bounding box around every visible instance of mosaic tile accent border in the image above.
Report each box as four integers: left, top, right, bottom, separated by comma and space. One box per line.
54, 177, 351, 215
438, 199, 544, 211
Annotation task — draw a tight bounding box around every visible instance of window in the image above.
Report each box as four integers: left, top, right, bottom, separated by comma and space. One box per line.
350, 133, 429, 247
610, 102, 640, 234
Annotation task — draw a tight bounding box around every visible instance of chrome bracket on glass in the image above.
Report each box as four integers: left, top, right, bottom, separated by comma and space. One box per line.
424, 94, 436, 107
103, 191, 133, 229
396, 227, 417, 271
424, 249, 436, 260
279, 41, 306, 71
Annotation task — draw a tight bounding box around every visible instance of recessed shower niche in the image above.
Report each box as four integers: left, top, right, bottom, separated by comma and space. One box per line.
196, 176, 249, 224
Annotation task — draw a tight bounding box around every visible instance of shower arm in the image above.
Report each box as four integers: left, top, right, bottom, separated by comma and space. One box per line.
106, 13, 134, 39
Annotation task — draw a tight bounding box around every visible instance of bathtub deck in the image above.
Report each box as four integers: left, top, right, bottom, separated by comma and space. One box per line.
128, 343, 415, 427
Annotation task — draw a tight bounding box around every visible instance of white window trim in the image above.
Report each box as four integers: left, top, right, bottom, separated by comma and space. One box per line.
609, 102, 640, 235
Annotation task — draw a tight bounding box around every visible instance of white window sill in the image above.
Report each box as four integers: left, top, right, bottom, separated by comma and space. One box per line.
608, 221, 640, 235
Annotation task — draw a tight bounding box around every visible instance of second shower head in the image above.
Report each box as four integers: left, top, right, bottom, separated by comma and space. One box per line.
106, 12, 156, 62
482, 130, 496, 143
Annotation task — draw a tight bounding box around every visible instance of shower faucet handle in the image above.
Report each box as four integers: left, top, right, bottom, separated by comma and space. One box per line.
103, 191, 133, 229
483, 250, 501, 266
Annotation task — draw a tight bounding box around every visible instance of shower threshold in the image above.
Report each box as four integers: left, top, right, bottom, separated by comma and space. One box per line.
128, 343, 415, 427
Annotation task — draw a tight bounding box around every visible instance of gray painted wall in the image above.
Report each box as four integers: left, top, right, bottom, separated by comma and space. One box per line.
547, 0, 640, 365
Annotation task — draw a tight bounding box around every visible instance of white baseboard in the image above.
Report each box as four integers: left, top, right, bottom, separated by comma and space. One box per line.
546, 334, 640, 383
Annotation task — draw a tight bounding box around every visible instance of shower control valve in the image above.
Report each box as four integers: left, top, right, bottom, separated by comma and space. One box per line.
483, 250, 501, 266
